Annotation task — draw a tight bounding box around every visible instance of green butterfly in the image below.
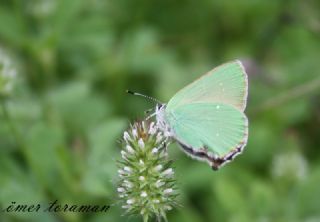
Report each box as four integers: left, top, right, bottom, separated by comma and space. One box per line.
155, 60, 248, 170
129, 60, 248, 170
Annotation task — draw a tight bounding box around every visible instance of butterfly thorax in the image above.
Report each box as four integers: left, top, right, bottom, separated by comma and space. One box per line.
155, 104, 173, 137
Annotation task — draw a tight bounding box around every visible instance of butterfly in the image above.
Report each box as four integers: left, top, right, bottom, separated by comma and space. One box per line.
128, 60, 248, 170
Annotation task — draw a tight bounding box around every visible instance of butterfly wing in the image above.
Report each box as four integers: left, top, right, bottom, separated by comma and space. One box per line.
165, 102, 248, 169
166, 60, 248, 112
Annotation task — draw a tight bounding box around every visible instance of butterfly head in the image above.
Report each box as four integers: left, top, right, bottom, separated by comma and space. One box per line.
126, 90, 172, 137
155, 103, 165, 112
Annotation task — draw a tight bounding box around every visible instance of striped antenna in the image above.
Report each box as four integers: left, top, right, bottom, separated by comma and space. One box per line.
126, 90, 163, 104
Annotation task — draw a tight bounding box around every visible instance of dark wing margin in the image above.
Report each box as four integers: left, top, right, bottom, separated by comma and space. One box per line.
177, 139, 246, 170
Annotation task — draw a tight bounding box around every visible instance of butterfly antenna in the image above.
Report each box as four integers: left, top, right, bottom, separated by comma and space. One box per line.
126, 90, 163, 104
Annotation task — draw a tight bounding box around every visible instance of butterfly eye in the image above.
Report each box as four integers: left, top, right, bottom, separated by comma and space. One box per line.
156, 104, 163, 110
158, 104, 166, 110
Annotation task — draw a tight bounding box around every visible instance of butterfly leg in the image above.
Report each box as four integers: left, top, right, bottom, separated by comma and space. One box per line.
144, 108, 153, 115
160, 138, 171, 155
145, 112, 157, 121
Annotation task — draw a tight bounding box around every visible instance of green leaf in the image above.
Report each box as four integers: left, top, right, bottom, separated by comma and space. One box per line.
48, 81, 111, 132
82, 118, 126, 196
24, 122, 70, 198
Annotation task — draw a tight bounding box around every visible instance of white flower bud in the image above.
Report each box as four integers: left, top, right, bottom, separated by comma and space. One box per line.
162, 168, 174, 177
126, 145, 135, 154
123, 180, 133, 188
140, 191, 147, 197
155, 180, 165, 188
123, 131, 131, 142
132, 128, 138, 138
164, 188, 173, 195
124, 166, 132, 173
118, 169, 125, 175
152, 148, 158, 154
138, 138, 145, 149
142, 121, 146, 131
153, 199, 160, 204
121, 150, 127, 158
154, 165, 163, 172
117, 187, 125, 193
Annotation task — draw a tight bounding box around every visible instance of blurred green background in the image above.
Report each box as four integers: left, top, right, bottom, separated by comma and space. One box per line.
0, 0, 320, 221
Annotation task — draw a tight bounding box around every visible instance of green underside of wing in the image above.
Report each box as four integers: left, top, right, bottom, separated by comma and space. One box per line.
166, 102, 248, 157
167, 61, 248, 112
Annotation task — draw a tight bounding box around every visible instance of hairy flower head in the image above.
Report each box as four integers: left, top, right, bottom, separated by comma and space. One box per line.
117, 121, 178, 222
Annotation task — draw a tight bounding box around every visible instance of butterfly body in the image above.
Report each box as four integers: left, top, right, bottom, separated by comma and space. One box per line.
155, 60, 249, 170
